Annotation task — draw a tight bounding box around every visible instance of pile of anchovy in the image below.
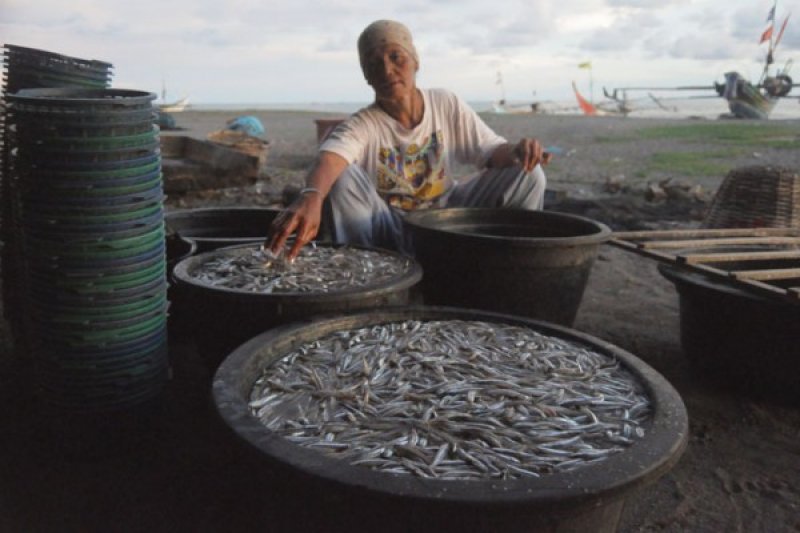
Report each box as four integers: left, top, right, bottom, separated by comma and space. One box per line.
249, 319, 651, 480
189, 244, 412, 293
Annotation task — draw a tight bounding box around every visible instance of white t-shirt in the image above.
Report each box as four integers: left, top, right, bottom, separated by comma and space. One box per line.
320, 88, 507, 209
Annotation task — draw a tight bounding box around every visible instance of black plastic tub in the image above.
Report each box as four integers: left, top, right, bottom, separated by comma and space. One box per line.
165, 233, 197, 338
659, 262, 800, 403
166, 232, 196, 274
403, 208, 612, 327
213, 306, 688, 533
172, 244, 423, 367
165, 207, 283, 253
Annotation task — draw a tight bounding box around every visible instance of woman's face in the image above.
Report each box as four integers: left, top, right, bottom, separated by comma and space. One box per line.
363, 44, 418, 101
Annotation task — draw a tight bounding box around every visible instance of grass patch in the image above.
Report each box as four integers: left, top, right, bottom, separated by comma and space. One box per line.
647, 150, 737, 177
591, 135, 638, 143
637, 122, 797, 148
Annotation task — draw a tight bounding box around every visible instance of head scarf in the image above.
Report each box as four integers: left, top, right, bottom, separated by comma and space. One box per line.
357, 20, 418, 77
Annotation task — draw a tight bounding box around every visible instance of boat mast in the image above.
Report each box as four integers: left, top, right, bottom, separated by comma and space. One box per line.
760, 0, 778, 85
496, 71, 506, 103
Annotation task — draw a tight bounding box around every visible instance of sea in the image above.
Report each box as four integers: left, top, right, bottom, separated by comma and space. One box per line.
191, 97, 800, 120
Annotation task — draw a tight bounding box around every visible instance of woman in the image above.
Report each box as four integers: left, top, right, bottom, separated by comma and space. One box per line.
268, 19, 550, 259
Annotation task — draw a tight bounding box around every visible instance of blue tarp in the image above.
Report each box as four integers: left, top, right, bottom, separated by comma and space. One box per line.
226, 115, 265, 137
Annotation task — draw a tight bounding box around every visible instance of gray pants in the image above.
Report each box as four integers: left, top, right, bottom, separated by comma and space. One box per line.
327, 165, 547, 253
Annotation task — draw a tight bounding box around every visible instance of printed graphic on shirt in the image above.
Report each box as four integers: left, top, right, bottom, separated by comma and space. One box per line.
376, 131, 451, 209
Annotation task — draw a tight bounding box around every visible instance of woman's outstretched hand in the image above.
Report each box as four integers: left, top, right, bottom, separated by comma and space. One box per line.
265, 191, 323, 261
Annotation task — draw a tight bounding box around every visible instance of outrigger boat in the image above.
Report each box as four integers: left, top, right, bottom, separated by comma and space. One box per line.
490, 71, 543, 114
492, 71, 579, 115
570, 82, 676, 117
602, 1, 798, 119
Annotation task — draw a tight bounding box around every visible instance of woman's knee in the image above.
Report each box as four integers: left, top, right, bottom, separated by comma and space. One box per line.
328, 164, 376, 209
531, 165, 546, 190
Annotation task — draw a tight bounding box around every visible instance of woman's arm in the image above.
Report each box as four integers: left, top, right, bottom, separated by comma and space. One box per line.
266, 150, 349, 260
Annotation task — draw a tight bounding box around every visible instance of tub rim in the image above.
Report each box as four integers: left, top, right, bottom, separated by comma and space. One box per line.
403, 208, 613, 248
212, 305, 688, 511
172, 242, 423, 303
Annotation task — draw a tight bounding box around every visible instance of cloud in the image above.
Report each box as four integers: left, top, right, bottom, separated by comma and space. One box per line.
579, 12, 661, 52
778, 23, 798, 49
668, 35, 743, 61
2, 0, 797, 104
605, 0, 686, 7
576, 2, 793, 64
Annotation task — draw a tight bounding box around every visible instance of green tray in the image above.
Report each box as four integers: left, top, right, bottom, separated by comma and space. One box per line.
23, 174, 163, 197
31, 303, 166, 332
30, 292, 167, 323
37, 376, 167, 412
26, 225, 164, 256
25, 195, 163, 216
17, 127, 159, 151
30, 262, 166, 292
36, 313, 166, 346
24, 202, 162, 225
29, 275, 166, 304
15, 121, 154, 139
29, 160, 161, 181
15, 141, 160, 163
38, 357, 168, 387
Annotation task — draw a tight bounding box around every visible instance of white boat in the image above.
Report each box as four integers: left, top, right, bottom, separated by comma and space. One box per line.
157, 80, 190, 112
159, 96, 190, 113
491, 100, 542, 114
489, 72, 569, 114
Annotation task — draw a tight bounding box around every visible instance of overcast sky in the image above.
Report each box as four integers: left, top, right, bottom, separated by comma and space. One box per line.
1, 0, 796, 105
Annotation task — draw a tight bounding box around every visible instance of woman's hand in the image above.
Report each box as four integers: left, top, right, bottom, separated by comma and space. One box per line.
488, 139, 552, 172
265, 151, 349, 261
512, 138, 552, 172
266, 191, 323, 261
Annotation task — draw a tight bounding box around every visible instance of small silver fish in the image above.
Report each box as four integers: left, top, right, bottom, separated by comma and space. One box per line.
249, 320, 652, 480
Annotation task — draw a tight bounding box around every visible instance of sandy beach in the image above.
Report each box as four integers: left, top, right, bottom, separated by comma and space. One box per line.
2, 108, 800, 531
163, 109, 800, 218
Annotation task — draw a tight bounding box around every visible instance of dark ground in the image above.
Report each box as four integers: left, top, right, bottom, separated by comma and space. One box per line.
2, 191, 800, 532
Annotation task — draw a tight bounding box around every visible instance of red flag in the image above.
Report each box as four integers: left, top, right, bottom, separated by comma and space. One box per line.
760, 25, 773, 43
775, 14, 791, 47
571, 82, 597, 116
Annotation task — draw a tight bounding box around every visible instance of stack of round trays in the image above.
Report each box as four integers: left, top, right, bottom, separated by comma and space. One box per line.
1, 44, 113, 94
1, 44, 113, 353
6, 87, 168, 412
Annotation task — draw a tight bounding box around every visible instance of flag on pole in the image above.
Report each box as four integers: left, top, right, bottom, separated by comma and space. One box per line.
760, 3, 777, 43
760, 25, 774, 43
571, 81, 597, 116
578, 61, 592, 69
775, 14, 791, 47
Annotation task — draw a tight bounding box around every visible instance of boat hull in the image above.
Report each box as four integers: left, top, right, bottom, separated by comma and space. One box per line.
727, 98, 776, 120
721, 72, 776, 119
159, 97, 189, 113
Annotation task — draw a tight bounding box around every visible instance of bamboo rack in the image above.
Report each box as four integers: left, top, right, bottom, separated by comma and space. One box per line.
609, 227, 800, 304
